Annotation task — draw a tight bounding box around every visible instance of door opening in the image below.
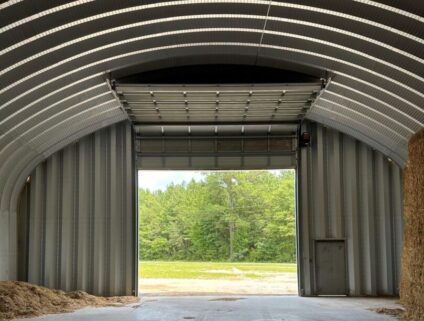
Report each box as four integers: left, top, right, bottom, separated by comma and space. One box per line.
137, 170, 298, 296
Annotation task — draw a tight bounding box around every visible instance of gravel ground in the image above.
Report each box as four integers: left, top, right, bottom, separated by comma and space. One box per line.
139, 272, 298, 296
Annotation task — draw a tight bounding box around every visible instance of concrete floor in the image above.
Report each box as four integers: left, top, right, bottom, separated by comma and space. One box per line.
16, 296, 402, 321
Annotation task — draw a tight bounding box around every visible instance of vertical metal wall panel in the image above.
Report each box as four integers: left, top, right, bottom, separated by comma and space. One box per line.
297, 149, 313, 296
17, 181, 30, 282
299, 122, 403, 296
27, 166, 45, 285
390, 165, 403, 292
17, 121, 136, 296
76, 138, 91, 291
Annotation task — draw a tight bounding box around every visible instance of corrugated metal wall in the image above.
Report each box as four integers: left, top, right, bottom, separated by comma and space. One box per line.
17, 121, 137, 296
15, 119, 403, 297
298, 122, 403, 296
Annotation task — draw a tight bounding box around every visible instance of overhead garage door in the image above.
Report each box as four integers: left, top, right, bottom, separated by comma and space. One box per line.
115, 83, 321, 170
135, 124, 298, 170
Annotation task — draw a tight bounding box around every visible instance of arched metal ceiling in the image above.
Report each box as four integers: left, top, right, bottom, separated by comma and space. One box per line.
0, 0, 423, 213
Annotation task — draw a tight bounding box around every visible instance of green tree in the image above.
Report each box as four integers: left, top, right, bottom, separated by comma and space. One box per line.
138, 170, 297, 263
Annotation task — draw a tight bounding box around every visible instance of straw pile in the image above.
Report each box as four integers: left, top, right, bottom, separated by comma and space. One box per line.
400, 129, 424, 321
0, 281, 138, 320
370, 307, 405, 318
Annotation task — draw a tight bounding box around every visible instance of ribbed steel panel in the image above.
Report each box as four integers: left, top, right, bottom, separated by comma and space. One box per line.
16, 121, 137, 296
298, 122, 403, 296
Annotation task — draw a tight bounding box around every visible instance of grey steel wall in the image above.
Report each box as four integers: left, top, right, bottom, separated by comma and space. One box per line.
16, 121, 137, 296
298, 122, 403, 296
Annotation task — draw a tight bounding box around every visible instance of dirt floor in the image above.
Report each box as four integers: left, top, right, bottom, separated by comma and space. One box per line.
0, 281, 138, 320
139, 272, 298, 295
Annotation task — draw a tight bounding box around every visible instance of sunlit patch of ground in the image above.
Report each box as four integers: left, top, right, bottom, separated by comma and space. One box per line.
139, 261, 298, 295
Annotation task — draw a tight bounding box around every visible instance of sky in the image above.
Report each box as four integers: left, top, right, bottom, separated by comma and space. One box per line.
138, 170, 286, 191
138, 171, 204, 191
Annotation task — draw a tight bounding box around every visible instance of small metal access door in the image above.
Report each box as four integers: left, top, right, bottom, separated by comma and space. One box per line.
315, 240, 347, 295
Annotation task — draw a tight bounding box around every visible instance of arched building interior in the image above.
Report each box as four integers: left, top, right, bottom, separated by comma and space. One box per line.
0, 0, 422, 309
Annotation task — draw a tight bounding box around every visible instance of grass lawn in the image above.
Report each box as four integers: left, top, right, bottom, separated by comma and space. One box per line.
139, 261, 297, 280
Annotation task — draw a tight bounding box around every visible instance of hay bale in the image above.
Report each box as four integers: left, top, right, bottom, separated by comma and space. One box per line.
0, 281, 139, 320
400, 128, 424, 321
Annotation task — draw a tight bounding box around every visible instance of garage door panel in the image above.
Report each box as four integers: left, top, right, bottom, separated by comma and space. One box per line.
136, 124, 298, 170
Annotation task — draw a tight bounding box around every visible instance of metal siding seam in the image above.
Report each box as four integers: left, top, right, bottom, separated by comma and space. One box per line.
27, 166, 42, 284
307, 122, 315, 295
121, 125, 127, 294
343, 135, 361, 295
299, 126, 312, 295
392, 164, 403, 295
313, 124, 326, 239
92, 130, 104, 295
77, 138, 89, 291
8, 199, 18, 280
369, 150, 379, 295
323, 126, 331, 238
60, 146, 72, 291
118, 124, 126, 295
308, 123, 316, 295
115, 125, 123, 295
89, 134, 95, 293
339, 132, 346, 242
40, 163, 48, 286
389, 164, 399, 294
367, 148, 377, 295
72, 143, 79, 291
44, 154, 59, 289
105, 128, 111, 296
354, 140, 363, 295
124, 124, 132, 295
55, 152, 63, 289
330, 130, 343, 238
325, 128, 333, 237
358, 144, 374, 295
374, 152, 385, 294
383, 159, 394, 294
120, 123, 127, 296
109, 125, 119, 295
118, 125, 125, 295
357, 144, 367, 293
16, 182, 29, 281
25, 184, 30, 281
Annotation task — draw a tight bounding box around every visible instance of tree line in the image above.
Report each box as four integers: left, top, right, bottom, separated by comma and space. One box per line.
139, 170, 296, 263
